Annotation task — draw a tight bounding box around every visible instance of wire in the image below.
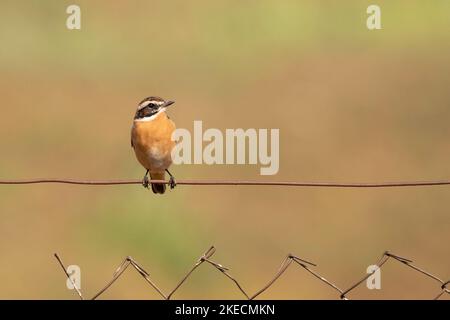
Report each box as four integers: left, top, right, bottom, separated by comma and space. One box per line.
1, 178, 450, 187
54, 247, 450, 300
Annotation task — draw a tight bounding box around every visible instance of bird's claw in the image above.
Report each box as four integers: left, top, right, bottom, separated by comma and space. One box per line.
142, 175, 150, 189
169, 176, 177, 189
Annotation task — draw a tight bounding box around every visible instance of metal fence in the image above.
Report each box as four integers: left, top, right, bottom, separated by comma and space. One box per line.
54, 246, 449, 300
3, 177, 448, 299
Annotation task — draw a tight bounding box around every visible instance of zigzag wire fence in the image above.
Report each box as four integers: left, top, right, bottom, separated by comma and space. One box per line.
54, 246, 449, 300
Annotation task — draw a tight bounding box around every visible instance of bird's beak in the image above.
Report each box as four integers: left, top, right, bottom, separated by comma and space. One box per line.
162, 100, 175, 108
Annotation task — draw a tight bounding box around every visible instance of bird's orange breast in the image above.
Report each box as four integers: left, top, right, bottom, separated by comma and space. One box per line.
131, 112, 176, 172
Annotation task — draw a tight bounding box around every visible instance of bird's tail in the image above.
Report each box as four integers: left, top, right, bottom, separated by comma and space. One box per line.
150, 172, 166, 194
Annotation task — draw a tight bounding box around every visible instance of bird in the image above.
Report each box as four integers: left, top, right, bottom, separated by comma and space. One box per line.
131, 96, 177, 194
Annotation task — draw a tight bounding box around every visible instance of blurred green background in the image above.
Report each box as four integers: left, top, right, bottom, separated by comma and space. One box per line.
0, 0, 449, 299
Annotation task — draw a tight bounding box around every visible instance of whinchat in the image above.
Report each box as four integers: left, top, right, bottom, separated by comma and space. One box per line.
131, 96, 176, 194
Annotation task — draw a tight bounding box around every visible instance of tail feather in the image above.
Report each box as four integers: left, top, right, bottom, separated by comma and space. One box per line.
150, 172, 166, 194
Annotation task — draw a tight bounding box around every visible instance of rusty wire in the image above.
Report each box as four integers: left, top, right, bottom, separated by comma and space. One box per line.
54, 246, 449, 300
2, 178, 450, 187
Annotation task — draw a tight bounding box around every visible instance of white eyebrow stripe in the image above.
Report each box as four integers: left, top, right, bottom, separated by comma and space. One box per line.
138, 101, 151, 110
137, 100, 165, 110
149, 100, 165, 105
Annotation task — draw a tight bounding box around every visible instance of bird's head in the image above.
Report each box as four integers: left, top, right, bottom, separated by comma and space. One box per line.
134, 96, 174, 120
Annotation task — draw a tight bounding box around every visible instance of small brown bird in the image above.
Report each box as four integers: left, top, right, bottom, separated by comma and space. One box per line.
131, 96, 177, 194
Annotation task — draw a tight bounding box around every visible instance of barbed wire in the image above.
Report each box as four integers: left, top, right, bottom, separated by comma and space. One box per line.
2, 178, 450, 187
54, 246, 449, 300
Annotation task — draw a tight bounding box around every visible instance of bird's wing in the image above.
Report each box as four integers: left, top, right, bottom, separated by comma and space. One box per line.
130, 127, 135, 148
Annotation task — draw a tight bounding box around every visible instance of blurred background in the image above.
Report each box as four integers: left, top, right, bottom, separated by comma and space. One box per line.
0, 0, 449, 299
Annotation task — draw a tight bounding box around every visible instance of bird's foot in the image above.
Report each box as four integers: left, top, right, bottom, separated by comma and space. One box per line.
142, 175, 150, 189
169, 176, 177, 189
